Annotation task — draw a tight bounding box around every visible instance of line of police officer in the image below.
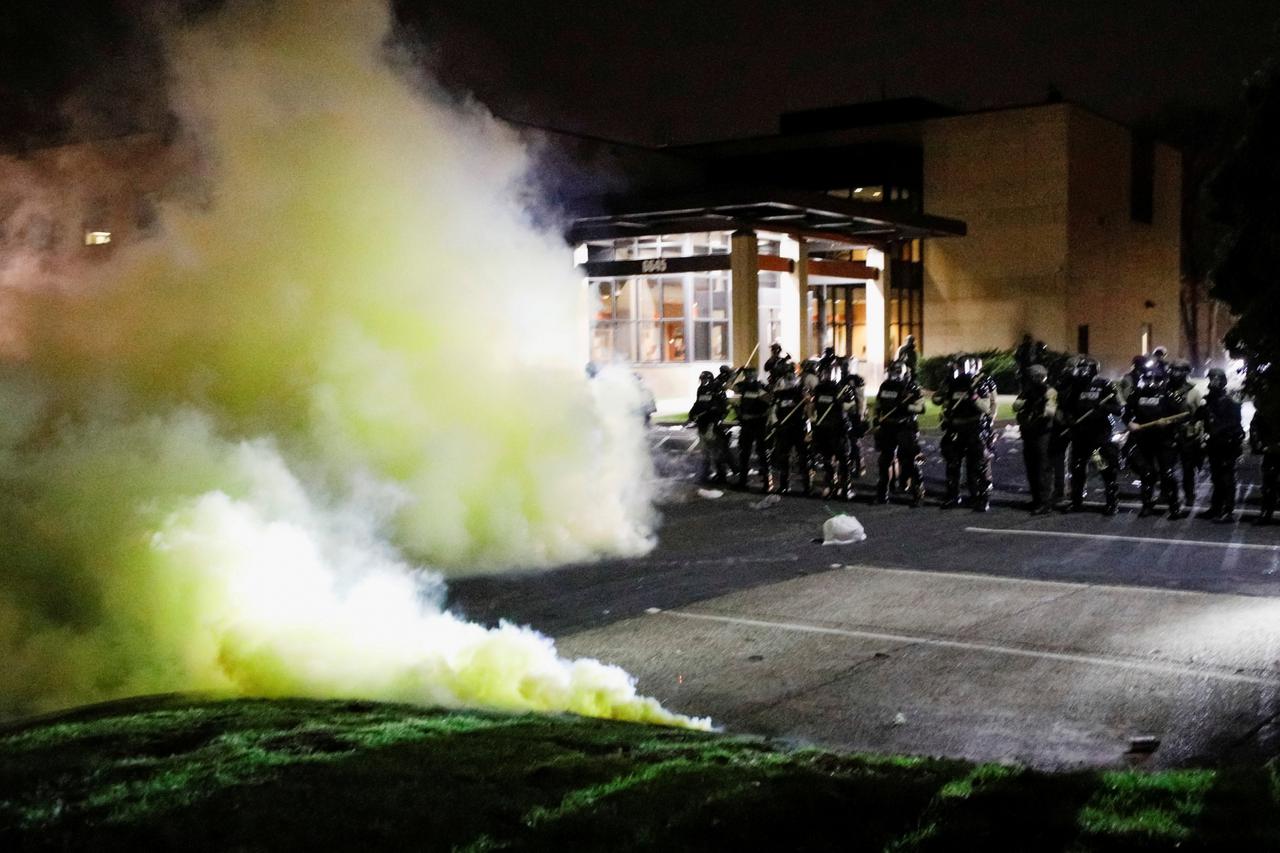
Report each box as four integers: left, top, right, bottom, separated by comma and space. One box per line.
688, 342, 1280, 522
1012, 352, 1265, 522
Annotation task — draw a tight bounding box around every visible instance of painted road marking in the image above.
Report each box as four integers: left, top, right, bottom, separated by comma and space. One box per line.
965, 527, 1280, 552
839, 564, 1217, 599
658, 610, 1280, 687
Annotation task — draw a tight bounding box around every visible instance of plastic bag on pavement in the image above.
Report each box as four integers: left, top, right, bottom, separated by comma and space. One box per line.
822, 514, 867, 545
697, 488, 724, 499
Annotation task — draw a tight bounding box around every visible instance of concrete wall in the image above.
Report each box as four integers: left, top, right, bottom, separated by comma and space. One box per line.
1064, 110, 1182, 375
919, 103, 1181, 375
920, 104, 1071, 358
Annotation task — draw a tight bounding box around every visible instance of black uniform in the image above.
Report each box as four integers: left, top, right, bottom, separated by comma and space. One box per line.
1249, 408, 1280, 523
1047, 367, 1074, 502
840, 372, 868, 478
810, 378, 851, 498
733, 376, 772, 491
1060, 376, 1121, 513
873, 376, 925, 504
764, 350, 791, 380
934, 374, 997, 508
1166, 377, 1204, 507
688, 379, 732, 484
1123, 379, 1186, 517
1014, 378, 1056, 512
1200, 388, 1243, 518
770, 379, 810, 494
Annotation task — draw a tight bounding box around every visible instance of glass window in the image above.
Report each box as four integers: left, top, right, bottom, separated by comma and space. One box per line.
613, 279, 633, 321
662, 281, 683, 319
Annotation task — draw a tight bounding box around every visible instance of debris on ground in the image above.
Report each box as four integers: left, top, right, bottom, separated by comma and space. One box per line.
822, 514, 867, 545
697, 488, 725, 499
893, 712, 908, 726
1127, 736, 1161, 754
752, 494, 782, 510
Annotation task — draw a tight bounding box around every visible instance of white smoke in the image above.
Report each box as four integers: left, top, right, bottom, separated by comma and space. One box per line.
0, 0, 701, 728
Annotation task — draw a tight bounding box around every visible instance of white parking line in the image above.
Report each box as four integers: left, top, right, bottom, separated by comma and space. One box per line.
658, 610, 1280, 687
965, 527, 1280, 552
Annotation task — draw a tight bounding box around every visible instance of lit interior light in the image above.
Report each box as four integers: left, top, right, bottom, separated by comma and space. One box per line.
85, 231, 112, 246
573, 243, 589, 265
865, 248, 885, 270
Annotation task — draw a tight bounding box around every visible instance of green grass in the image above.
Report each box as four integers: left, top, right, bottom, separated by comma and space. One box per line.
1, 696, 1276, 851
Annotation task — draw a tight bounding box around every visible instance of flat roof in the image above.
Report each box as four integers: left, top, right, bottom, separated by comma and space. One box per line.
567, 187, 966, 245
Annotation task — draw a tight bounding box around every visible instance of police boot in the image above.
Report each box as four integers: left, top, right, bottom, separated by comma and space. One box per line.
874, 481, 889, 504
1138, 484, 1156, 517
909, 485, 924, 508
1065, 485, 1086, 513
1257, 508, 1275, 526
972, 492, 991, 513
1167, 498, 1189, 521
940, 483, 961, 509
1195, 504, 1222, 521
1103, 484, 1119, 517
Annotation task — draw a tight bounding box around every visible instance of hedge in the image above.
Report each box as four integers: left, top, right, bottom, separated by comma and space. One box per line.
915, 348, 1074, 394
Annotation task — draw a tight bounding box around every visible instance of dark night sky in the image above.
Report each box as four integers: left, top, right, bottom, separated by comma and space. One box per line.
403, 0, 1280, 145
0, 1, 1278, 147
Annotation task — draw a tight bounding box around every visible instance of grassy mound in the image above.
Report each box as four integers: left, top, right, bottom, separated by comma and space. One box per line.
1, 697, 1276, 851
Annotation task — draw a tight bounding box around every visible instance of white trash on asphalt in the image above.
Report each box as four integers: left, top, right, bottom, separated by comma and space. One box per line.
822, 514, 867, 545
751, 494, 782, 510
696, 488, 724, 499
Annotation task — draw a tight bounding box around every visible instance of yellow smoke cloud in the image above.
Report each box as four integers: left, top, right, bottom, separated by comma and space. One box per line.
0, 0, 704, 728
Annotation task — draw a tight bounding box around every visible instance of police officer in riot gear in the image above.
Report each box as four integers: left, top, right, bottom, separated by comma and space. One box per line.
1251, 404, 1280, 524
764, 343, 790, 379
732, 365, 772, 491
1013, 364, 1057, 514
1123, 364, 1189, 518
769, 359, 811, 495
1059, 356, 1121, 515
934, 354, 997, 511
800, 357, 821, 394
839, 358, 869, 478
810, 364, 852, 499
1167, 359, 1205, 510
874, 359, 926, 505
1197, 368, 1244, 522
688, 370, 732, 484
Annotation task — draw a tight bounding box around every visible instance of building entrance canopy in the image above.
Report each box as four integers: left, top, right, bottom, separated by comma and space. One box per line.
567, 187, 966, 246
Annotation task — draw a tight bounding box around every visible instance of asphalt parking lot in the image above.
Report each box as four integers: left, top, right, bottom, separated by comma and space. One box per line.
449, 428, 1280, 769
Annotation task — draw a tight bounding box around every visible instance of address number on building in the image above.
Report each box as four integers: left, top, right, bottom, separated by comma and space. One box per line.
640, 258, 668, 273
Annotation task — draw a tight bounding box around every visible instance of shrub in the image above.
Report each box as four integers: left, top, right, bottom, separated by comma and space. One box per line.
916, 348, 1074, 394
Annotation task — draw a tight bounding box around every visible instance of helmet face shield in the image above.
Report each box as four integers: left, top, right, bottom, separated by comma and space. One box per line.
1072, 357, 1098, 380
1136, 369, 1162, 391
699, 371, 714, 383
888, 361, 909, 382
954, 356, 982, 378
1208, 369, 1227, 391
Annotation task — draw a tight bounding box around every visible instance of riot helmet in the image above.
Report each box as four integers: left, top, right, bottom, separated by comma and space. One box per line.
1207, 367, 1228, 392
887, 360, 910, 382
742, 365, 758, 380
1135, 365, 1164, 391
952, 354, 983, 380
1072, 356, 1099, 381
1025, 364, 1049, 385
802, 358, 819, 374
699, 370, 714, 384
1168, 359, 1192, 383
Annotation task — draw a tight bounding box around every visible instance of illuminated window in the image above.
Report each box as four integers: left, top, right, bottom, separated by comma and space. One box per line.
84, 231, 112, 246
